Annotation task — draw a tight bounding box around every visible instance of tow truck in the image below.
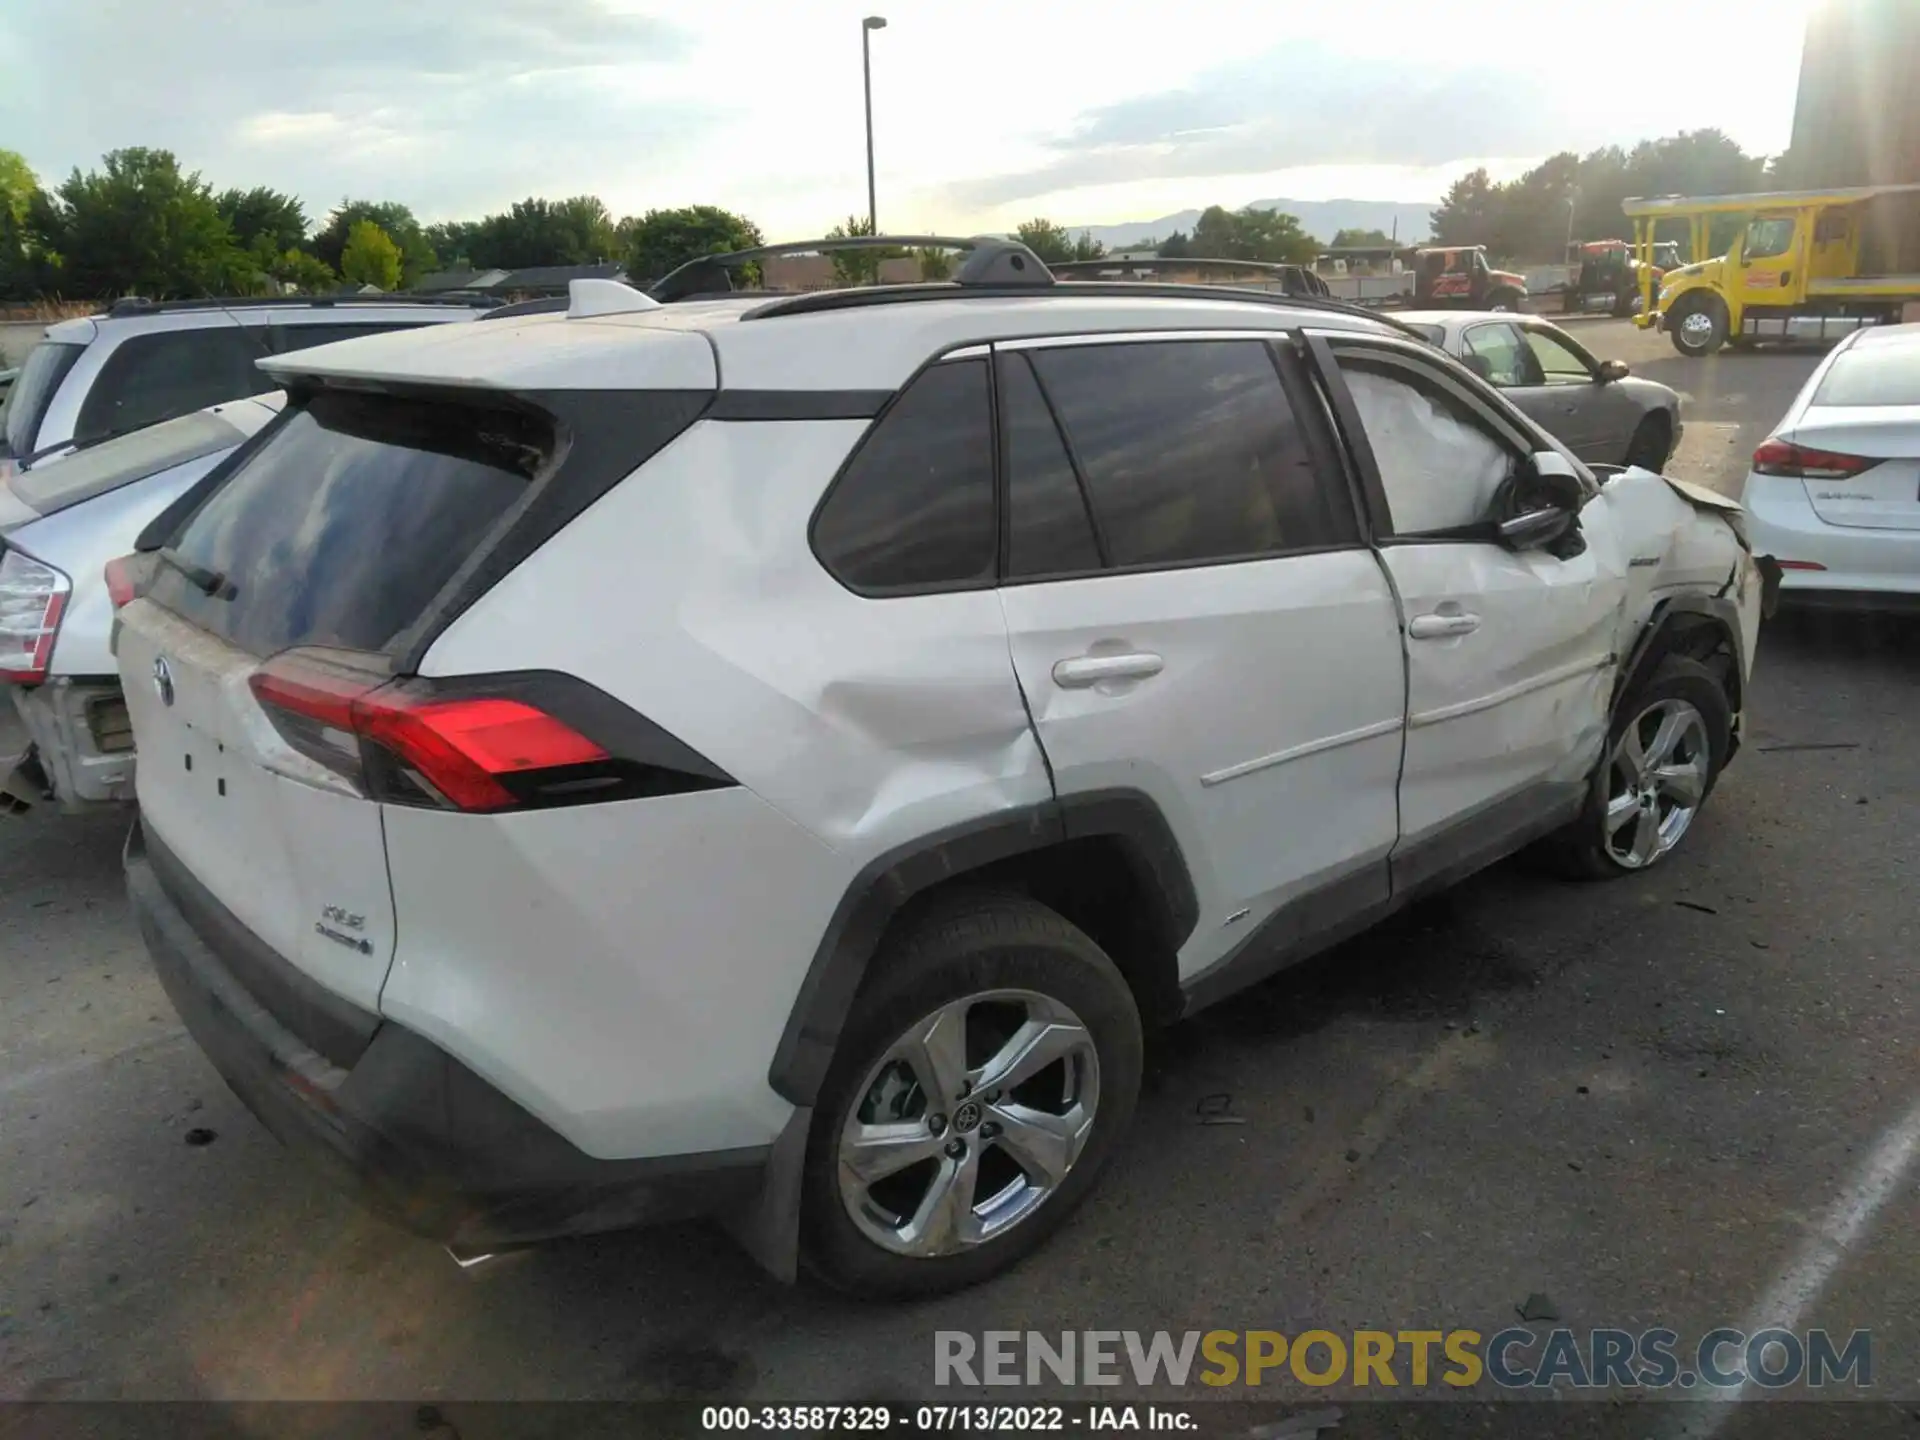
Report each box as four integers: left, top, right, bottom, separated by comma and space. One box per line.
1563, 239, 1669, 317
1412, 245, 1528, 311
1627, 183, 1920, 356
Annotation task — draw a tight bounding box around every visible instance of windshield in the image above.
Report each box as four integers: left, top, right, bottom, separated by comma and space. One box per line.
11, 408, 245, 518
3, 341, 84, 460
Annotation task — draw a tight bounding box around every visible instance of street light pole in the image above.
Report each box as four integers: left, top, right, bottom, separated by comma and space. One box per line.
1566, 191, 1578, 251
862, 16, 887, 233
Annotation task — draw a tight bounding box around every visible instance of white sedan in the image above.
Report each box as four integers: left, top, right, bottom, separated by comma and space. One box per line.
1741, 323, 1920, 609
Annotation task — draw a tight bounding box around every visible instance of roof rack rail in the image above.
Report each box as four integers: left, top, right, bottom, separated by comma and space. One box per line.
648, 235, 1050, 303
103, 293, 501, 318
740, 279, 1428, 339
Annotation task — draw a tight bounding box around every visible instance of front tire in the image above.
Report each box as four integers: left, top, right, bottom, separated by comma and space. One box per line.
1668, 295, 1728, 356
800, 890, 1143, 1298
1539, 655, 1732, 880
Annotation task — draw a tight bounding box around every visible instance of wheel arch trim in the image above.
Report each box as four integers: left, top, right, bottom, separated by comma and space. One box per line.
766, 789, 1197, 1107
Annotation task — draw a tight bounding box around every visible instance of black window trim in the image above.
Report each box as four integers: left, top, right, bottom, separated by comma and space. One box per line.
992, 331, 1368, 588
998, 348, 1112, 574
1307, 330, 1565, 546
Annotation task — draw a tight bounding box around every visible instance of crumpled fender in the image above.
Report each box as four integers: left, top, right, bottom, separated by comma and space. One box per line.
1657, 472, 1750, 547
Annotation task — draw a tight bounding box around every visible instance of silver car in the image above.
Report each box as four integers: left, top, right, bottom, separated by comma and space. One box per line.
1400, 311, 1682, 472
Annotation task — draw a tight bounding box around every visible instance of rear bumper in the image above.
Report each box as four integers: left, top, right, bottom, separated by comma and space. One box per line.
126, 819, 769, 1251
1742, 474, 1920, 601
6, 679, 135, 814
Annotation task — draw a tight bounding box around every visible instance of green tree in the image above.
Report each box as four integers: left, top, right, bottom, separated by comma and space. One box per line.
339, 220, 402, 290
314, 200, 436, 285
1189, 204, 1317, 263
622, 205, 764, 285
1071, 231, 1105, 261
215, 187, 308, 254
1014, 218, 1074, 264
1156, 230, 1191, 258
271, 248, 337, 293
822, 214, 903, 286
914, 246, 954, 280
0, 149, 37, 227
1330, 227, 1394, 248
0, 150, 53, 299
467, 195, 619, 270
1429, 167, 1502, 247
47, 148, 240, 298
424, 220, 481, 269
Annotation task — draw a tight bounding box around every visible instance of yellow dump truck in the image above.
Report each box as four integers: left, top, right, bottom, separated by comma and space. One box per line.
1626, 183, 1920, 356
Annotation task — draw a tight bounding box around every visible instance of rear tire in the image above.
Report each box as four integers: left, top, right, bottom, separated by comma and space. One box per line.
1538, 655, 1732, 881
800, 889, 1143, 1298
1623, 413, 1674, 471
1668, 295, 1727, 356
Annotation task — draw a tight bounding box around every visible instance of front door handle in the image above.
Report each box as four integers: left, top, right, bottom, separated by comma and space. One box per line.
1052, 652, 1165, 688
1408, 611, 1482, 640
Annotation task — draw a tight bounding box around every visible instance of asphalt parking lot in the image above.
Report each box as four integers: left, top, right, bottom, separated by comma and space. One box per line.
3, 322, 1917, 1430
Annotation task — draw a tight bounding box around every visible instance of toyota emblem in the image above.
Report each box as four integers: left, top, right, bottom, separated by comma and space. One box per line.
152, 655, 175, 707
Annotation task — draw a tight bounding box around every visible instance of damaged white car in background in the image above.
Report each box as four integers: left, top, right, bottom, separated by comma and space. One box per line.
0, 394, 282, 813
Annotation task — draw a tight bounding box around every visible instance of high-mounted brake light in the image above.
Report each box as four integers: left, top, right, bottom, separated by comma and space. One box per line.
249, 654, 610, 813
0, 548, 71, 684
1751, 439, 1881, 480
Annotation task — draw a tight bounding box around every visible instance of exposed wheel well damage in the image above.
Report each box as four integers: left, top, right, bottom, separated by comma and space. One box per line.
1617, 601, 1745, 756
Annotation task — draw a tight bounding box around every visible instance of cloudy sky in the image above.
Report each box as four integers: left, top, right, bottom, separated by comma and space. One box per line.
0, 0, 1818, 236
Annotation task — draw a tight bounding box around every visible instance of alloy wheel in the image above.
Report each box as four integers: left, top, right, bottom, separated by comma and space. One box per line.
836, 989, 1101, 1258
1679, 310, 1716, 343
1603, 698, 1711, 869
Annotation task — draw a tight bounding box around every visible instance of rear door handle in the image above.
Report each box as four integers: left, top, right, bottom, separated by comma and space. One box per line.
1408, 611, 1482, 639
1052, 652, 1165, 688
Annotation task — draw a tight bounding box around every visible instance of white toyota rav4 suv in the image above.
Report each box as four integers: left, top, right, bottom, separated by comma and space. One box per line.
116, 240, 1774, 1297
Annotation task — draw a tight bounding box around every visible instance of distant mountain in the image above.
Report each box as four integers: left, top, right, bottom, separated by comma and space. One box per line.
1077, 198, 1436, 250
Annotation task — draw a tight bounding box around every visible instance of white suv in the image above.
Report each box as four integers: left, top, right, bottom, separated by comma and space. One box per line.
116, 243, 1772, 1297
1, 294, 493, 474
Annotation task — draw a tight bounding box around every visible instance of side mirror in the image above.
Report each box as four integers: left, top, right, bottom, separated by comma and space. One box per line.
1498, 506, 1576, 550
1496, 451, 1585, 550
1598, 358, 1630, 382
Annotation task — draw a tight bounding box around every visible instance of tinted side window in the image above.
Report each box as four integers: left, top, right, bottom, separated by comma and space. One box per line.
813, 359, 996, 592
1338, 355, 1514, 535
1030, 339, 1352, 567
1001, 353, 1102, 578
76, 329, 270, 444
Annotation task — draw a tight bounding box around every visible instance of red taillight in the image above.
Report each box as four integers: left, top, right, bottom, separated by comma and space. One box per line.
0, 547, 72, 684
1751, 439, 1881, 479
249, 655, 609, 813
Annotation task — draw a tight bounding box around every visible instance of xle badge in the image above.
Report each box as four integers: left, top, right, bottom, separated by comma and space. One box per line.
316, 904, 372, 956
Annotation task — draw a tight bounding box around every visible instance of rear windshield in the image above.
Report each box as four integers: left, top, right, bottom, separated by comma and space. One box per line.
1811, 343, 1920, 407
148, 390, 550, 656
12, 409, 244, 517
4, 341, 84, 459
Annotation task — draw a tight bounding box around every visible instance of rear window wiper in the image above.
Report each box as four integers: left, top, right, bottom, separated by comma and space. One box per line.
158, 546, 234, 600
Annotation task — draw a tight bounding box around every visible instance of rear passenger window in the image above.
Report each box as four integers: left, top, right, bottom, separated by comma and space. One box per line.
75, 329, 271, 444
813, 359, 996, 592
1001, 353, 1102, 577
1029, 340, 1353, 567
